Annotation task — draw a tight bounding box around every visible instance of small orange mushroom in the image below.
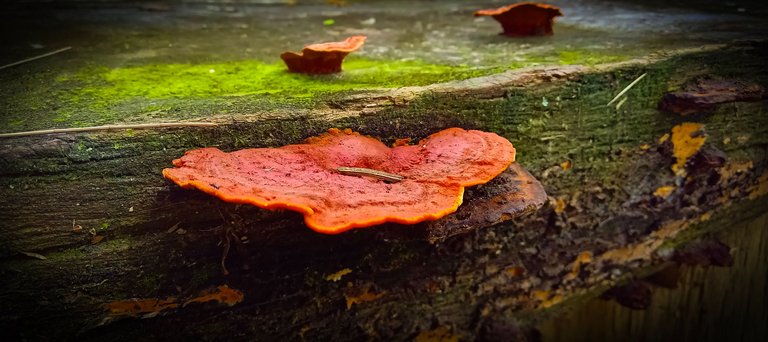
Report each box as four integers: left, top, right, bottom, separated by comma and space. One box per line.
280, 35, 366, 74
163, 128, 516, 234
475, 2, 563, 37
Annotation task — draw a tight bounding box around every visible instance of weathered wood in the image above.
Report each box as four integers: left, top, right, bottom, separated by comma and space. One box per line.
538, 211, 768, 341
1, 41, 767, 341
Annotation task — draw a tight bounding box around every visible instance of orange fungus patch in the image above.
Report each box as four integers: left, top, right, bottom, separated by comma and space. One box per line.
344, 283, 386, 309
475, 2, 562, 37
653, 185, 676, 199
670, 122, 706, 176
163, 127, 516, 234
104, 298, 179, 317
280, 35, 366, 74
183, 285, 244, 307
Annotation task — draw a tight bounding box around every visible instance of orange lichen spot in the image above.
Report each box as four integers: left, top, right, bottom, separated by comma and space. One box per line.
600, 219, 688, 264
532, 289, 550, 301
670, 122, 706, 176
532, 289, 563, 308
163, 128, 516, 234
325, 268, 352, 282
658, 133, 670, 144
91, 235, 104, 244
392, 137, 412, 147
560, 160, 572, 170
748, 171, 768, 200
541, 294, 563, 308
183, 285, 244, 307
565, 251, 593, 281
280, 36, 366, 74
699, 212, 713, 222
104, 298, 179, 317
414, 326, 460, 342
552, 197, 566, 214
653, 185, 676, 199
344, 283, 385, 309
505, 266, 525, 277
475, 2, 563, 37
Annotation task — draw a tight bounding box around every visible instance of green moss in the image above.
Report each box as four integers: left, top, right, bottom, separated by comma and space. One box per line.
557, 50, 628, 66
128, 59, 471, 96
46, 246, 86, 260
60, 57, 491, 110
0, 57, 491, 131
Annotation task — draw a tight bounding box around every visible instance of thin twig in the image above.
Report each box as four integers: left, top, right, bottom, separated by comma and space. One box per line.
221, 228, 231, 276
0, 122, 219, 138
337, 166, 404, 182
607, 73, 647, 106
615, 96, 629, 110
0, 46, 73, 71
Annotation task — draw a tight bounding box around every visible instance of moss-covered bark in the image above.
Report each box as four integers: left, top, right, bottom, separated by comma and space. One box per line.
1, 42, 767, 341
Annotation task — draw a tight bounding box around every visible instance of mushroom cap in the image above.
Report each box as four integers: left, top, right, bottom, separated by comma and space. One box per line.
280, 36, 366, 74
474, 2, 562, 17
163, 128, 516, 234
474, 2, 563, 36
302, 35, 367, 53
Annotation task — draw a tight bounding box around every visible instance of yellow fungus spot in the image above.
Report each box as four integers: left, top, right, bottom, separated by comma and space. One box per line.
414, 326, 460, 342
532, 290, 563, 309
653, 185, 676, 199
670, 122, 706, 176
658, 133, 670, 144
718, 160, 753, 182
553, 197, 566, 214
299, 325, 311, 339
560, 160, 572, 170
325, 268, 352, 282
748, 171, 768, 200
565, 251, 593, 281
532, 290, 550, 301
541, 294, 564, 308
722, 137, 731, 145
505, 266, 525, 277
640, 143, 650, 151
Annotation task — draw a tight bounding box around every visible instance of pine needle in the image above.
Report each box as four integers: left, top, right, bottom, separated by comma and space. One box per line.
607, 73, 647, 106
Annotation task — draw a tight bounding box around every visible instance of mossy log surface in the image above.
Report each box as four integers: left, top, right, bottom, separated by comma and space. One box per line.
1, 40, 767, 341
2, 1, 768, 338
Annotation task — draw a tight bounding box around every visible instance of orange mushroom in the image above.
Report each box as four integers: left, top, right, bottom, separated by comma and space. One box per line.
474, 2, 563, 37
280, 36, 366, 74
163, 128, 516, 234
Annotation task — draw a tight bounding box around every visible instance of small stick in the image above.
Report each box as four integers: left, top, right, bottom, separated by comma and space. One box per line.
337, 166, 404, 182
0, 122, 219, 138
0, 46, 73, 71
607, 72, 647, 106
221, 229, 231, 276
615, 96, 629, 110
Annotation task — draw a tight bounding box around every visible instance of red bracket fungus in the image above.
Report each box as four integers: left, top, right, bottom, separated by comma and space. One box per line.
280, 35, 366, 74
163, 128, 519, 234
474, 2, 563, 37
